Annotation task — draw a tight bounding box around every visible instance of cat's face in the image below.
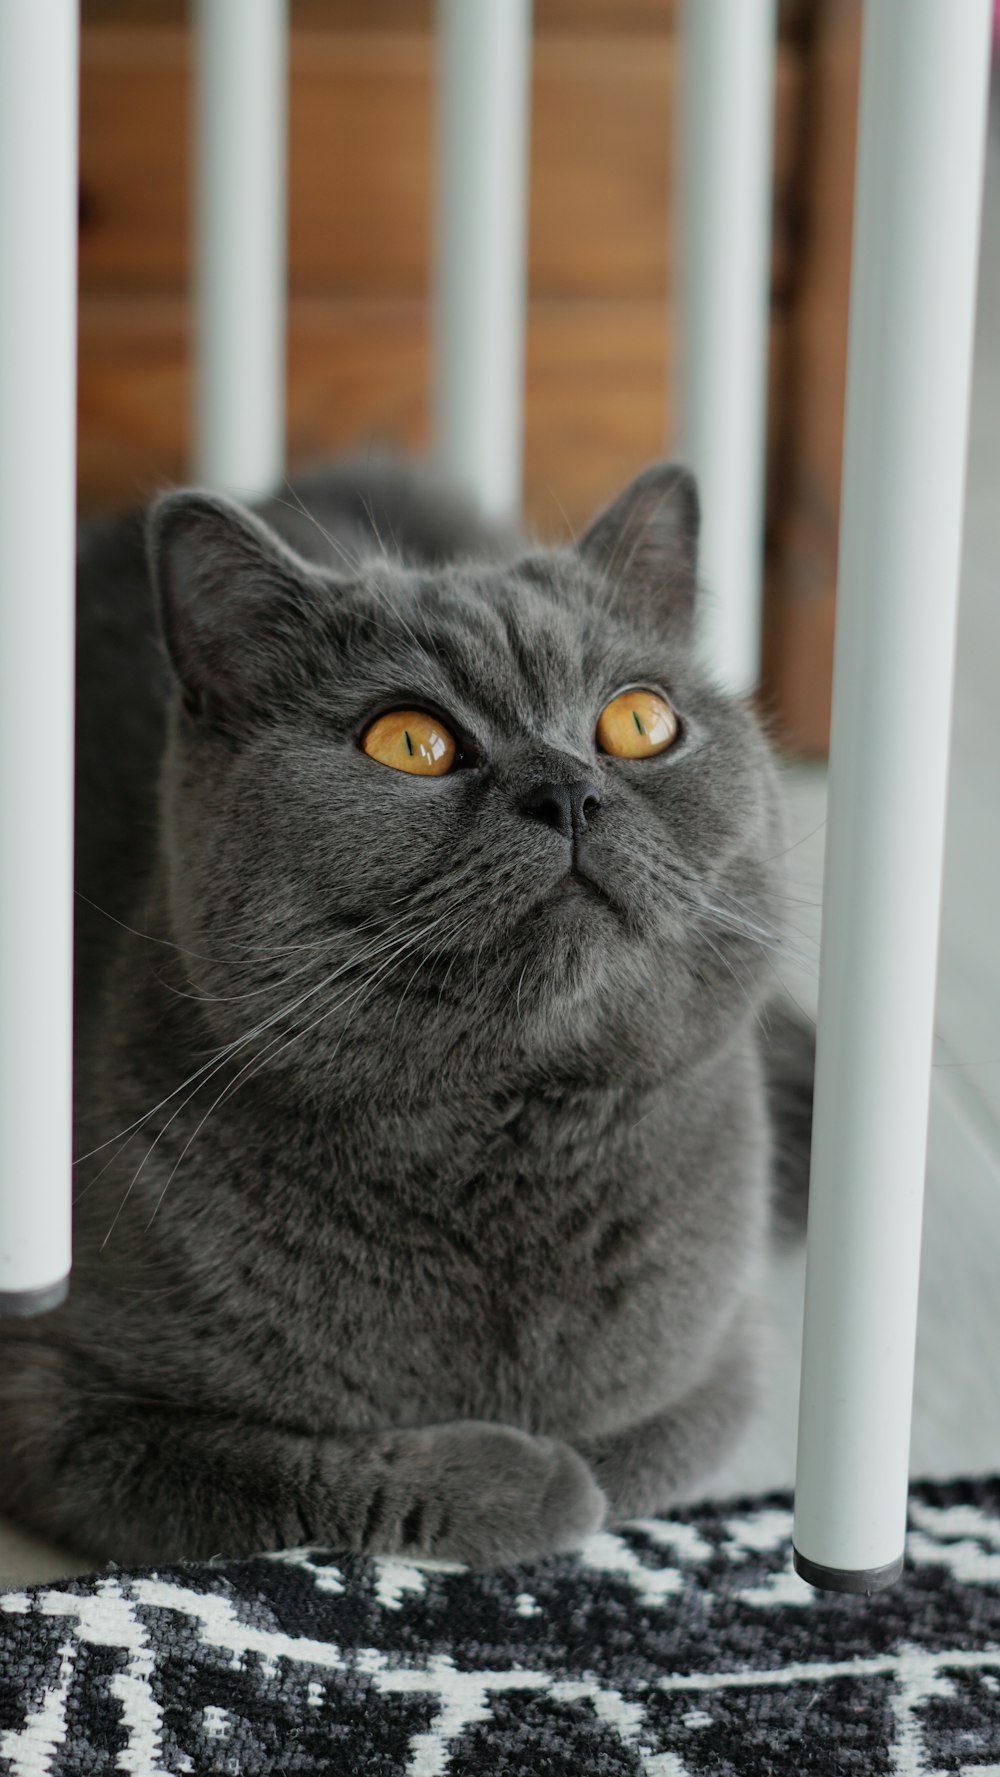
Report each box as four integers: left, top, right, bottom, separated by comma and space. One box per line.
149, 465, 785, 1104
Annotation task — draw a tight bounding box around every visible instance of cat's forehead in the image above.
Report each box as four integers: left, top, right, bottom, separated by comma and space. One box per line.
343, 555, 671, 729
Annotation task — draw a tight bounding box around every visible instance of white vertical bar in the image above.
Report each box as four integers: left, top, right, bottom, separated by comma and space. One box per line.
433, 0, 533, 525
793, 0, 991, 1593
676, 0, 776, 692
193, 0, 288, 495
0, 0, 78, 1314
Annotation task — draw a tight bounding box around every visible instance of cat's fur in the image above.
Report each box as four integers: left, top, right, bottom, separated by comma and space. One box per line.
0, 459, 813, 1568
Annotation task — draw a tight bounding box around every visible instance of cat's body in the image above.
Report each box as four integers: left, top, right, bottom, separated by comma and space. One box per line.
1, 459, 812, 1568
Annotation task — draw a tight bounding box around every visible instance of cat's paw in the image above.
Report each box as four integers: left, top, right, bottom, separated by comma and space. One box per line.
387, 1421, 606, 1567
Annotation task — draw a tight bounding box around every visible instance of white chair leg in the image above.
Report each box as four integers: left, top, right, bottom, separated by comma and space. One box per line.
0, 0, 79, 1315
676, 0, 777, 692
193, 0, 288, 495
433, 0, 533, 526
793, 0, 993, 1593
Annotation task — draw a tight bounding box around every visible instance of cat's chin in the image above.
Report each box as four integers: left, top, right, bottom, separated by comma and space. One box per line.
550, 870, 602, 904
534, 869, 614, 922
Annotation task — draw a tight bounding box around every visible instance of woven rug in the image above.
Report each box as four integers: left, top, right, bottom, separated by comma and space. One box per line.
2, 1478, 999, 1776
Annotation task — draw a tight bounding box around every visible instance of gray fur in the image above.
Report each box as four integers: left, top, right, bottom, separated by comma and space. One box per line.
0, 458, 813, 1568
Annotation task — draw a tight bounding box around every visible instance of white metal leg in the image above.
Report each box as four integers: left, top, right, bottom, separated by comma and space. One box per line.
433, 0, 533, 525
676, 0, 776, 693
193, 0, 288, 494
0, 1, 78, 1315
793, 0, 992, 1593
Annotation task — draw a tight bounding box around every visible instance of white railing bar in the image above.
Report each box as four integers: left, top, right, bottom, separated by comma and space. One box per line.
676, 0, 777, 693
0, 0, 79, 1315
433, 0, 534, 526
193, 0, 289, 496
793, 0, 992, 1592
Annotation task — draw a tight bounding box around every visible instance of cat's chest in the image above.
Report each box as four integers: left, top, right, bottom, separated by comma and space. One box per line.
271, 1133, 747, 1432
172, 1078, 763, 1434
313, 1110, 671, 1305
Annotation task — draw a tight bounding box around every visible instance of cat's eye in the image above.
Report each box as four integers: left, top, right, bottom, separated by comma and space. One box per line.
362, 709, 457, 776
596, 688, 678, 759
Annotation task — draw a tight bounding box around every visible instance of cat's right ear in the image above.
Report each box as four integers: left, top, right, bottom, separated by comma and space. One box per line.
148, 490, 313, 731
577, 461, 700, 632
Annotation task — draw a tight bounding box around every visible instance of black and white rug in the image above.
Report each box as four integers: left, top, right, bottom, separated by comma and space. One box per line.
2, 1477, 999, 1775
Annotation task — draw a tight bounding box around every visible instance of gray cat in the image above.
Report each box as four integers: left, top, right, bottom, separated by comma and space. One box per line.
0, 458, 813, 1569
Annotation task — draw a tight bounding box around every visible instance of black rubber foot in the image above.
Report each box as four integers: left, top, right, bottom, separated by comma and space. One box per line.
793, 1546, 904, 1594
0, 1277, 69, 1319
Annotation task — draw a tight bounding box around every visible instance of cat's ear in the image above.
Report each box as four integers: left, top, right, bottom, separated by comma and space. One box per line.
577, 462, 699, 628
148, 490, 314, 730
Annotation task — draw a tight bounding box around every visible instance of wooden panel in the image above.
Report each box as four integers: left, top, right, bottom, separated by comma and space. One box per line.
77, 0, 819, 736
78, 298, 194, 509
79, 294, 786, 544
80, 2, 673, 26
286, 298, 429, 469
288, 35, 429, 296
82, 3, 808, 38
79, 28, 802, 299
79, 32, 189, 290
762, 0, 861, 755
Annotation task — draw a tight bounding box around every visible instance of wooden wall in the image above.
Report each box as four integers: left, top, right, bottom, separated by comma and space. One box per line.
761, 0, 860, 752
78, 0, 859, 753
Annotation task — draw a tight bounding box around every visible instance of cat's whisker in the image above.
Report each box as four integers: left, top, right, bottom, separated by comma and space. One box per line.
173, 909, 458, 1166
758, 816, 828, 866
270, 484, 363, 574
364, 570, 436, 661
514, 961, 530, 1024
76, 1018, 272, 1182
312, 895, 481, 1101
471, 927, 491, 1009
595, 515, 645, 614
84, 907, 429, 1236
266, 478, 447, 668
588, 496, 645, 610
373, 502, 403, 566
279, 480, 436, 658
747, 885, 824, 910
359, 490, 398, 564
151, 948, 325, 1006
544, 485, 580, 548
75, 887, 397, 965
75, 905, 421, 1171
436, 916, 479, 1012
700, 903, 820, 976
759, 952, 817, 1030
665, 868, 821, 975
692, 921, 771, 1042
385, 907, 482, 1048
94, 952, 358, 1241
706, 879, 810, 941
316, 941, 426, 1101
315, 906, 480, 1095
659, 863, 815, 1006
141, 914, 457, 1231
716, 879, 824, 949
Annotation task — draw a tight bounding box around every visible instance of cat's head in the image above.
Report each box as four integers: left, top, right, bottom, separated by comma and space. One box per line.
147, 463, 785, 1104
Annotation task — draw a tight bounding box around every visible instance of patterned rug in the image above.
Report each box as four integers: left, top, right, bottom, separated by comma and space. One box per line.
2, 1477, 999, 1776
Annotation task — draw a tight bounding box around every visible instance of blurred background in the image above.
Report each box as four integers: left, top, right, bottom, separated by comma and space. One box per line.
79, 0, 858, 757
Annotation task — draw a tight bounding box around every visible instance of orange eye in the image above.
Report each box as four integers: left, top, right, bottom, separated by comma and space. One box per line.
362, 709, 457, 776
596, 688, 678, 759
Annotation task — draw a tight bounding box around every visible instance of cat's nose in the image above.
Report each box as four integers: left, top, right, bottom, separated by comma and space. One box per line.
521, 779, 602, 841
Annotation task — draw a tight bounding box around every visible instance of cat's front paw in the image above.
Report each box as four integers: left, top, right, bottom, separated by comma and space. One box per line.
389, 1421, 606, 1567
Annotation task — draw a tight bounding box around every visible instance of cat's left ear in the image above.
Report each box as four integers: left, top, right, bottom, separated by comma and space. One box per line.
148, 489, 315, 733
577, 462, 699, 628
